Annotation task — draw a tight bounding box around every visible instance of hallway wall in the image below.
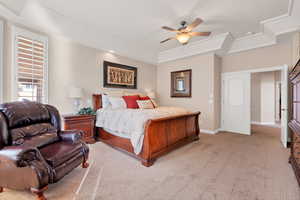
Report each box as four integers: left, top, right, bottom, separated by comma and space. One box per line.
251, 71, 281, 124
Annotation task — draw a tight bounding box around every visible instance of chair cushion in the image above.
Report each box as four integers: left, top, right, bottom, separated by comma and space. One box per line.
11, 123, 57, 145
0, 101, 50, 129
16, 132, 59, 148
39, 141, 84, 167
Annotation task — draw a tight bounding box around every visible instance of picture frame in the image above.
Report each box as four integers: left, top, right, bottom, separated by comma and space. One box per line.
171, 69, 192, 97
103, 61, 137, 89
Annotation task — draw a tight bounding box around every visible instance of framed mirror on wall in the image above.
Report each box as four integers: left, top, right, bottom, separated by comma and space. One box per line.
171, 69, 192, 97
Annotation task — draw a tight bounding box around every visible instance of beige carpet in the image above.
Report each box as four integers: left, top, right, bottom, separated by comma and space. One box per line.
1, 125, 299, 200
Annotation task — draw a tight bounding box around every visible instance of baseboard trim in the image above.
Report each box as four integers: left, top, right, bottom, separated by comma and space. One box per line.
251, 121, 261, 125
200, 129, 220, 135
251, 121, 281, 128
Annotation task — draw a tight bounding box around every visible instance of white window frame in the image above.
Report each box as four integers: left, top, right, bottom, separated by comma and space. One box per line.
0, 20, 4, 103
11, 26, 48, 103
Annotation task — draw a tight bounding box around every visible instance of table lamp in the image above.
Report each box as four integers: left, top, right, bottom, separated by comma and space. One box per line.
69, 87, 83, 114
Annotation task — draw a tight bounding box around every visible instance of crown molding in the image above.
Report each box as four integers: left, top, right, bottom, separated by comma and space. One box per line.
228, 32, 276, 54
158, 32, 231, 63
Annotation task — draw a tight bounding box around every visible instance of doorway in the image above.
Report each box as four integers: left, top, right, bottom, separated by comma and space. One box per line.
251, 70, 282, 127
221, 65, 289, 147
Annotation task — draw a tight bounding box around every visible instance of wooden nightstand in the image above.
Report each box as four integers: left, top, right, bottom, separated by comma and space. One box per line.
62, 114, 96, 144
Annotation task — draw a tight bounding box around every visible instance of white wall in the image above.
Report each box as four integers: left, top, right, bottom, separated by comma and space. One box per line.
251, 71, 282, 124
260, 71, 275, 124
48, 36, 157, 114
274, 71, 281, 121
222, 41, 293, 72
251, 73, 261, 123
2, 20, 157, 114
157, 53, 221, 131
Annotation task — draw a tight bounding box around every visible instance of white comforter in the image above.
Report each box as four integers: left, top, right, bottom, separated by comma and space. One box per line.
96, 107, 190, 154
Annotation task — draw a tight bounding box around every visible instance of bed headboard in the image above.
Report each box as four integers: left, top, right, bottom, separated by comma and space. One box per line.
92, 94, 102, 111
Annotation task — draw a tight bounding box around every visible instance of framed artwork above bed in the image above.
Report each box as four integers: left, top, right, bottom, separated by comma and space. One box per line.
103, 61, 137, 89
171, 69, 192, 97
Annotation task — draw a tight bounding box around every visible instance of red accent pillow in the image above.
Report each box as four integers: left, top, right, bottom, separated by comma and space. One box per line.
140, 96, 150, 100
122, 95, 140, 109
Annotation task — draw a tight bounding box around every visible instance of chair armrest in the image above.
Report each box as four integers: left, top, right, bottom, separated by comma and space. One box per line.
0, 146, 50, 190
0, 146, 40, 167
59, 130, 83, 143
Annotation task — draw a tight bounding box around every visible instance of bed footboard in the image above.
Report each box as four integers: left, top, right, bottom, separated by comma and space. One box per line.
139, 112, 200, 166
97, 112, 200, 167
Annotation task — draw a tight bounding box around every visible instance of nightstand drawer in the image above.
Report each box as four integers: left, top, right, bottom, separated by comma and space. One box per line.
66, 122, 93, 137
63, 115, 96, 144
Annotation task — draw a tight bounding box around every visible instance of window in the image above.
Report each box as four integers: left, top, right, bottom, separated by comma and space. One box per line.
13, 27, 48, 103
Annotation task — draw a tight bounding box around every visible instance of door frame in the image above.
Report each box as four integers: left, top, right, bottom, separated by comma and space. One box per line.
221, 65, 289, 146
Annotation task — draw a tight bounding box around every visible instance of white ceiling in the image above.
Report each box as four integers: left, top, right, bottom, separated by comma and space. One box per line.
0, 0, 292, 63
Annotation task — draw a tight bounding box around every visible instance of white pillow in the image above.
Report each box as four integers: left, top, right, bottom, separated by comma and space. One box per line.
109, 96, 126, 109
104, 90, 124, 97
137, 100, 154, 109
102, 94, 111, 108
124, 92, 144, 96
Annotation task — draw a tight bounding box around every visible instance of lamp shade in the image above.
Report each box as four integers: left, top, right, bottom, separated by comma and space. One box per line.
147, 91, 156, 99
69, 87, 83, 98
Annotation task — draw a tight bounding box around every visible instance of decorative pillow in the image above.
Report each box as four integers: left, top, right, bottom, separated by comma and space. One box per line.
108, 96, 127, 109
139, 96, 157, 108
137, 100, 155, 109
124, 92, 143, 96
122, 95, 140, 109
104, 90, 124, 97
139, 96, 150, 100
102, 94, 111, 108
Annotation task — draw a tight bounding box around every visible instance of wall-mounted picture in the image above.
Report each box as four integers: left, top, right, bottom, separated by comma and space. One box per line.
171, 69, 192, 97
103, 61, 137, 89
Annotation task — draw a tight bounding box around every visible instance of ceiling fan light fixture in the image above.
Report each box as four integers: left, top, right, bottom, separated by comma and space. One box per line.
161, 18, 210, 45
176, 33, 190, 44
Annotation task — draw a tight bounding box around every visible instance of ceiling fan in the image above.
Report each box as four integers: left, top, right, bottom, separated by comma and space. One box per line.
161, 18, 211, 45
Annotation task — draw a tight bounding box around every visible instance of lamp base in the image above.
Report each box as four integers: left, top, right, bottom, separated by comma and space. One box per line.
73, 98, 81, 114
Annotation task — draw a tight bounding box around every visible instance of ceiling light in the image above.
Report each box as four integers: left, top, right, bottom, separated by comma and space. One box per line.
176, 33, 191, 45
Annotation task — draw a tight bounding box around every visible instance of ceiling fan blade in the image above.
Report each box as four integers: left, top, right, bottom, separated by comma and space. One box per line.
160, 37, 175, 43
189, 32, 211, 37
186, 18, 203, 31
162, 26, 179, 32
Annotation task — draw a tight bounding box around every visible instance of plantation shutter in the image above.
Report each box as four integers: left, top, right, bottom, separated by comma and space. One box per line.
15, 34, 47, 103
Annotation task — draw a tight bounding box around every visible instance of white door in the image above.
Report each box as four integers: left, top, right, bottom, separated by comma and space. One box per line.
222, 73, 251, 135
280, 66, 289, 148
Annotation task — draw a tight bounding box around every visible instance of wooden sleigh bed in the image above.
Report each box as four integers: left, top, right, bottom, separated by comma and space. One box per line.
92, 94, 200, 167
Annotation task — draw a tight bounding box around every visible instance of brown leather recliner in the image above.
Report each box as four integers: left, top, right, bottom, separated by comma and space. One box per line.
0, 101, 89, 200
